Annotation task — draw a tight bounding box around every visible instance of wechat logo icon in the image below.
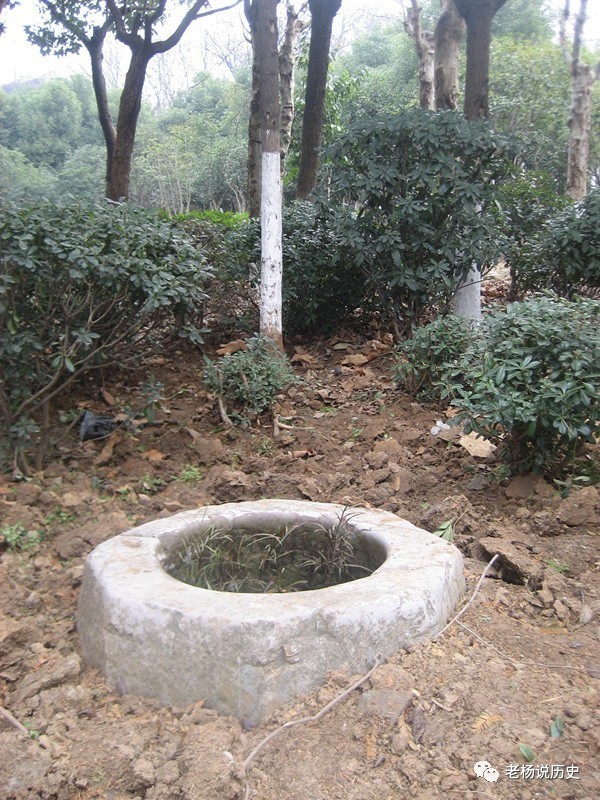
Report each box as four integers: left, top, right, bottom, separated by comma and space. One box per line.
474, 760, 500, 783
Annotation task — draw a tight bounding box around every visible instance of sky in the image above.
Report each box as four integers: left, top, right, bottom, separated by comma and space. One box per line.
0, 0, 598, 90
0, 0, 404, 86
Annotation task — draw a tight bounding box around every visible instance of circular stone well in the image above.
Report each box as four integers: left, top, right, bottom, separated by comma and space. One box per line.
77, 500, 465, 725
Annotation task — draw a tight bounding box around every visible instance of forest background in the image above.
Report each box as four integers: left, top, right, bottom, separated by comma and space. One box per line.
0, 0, 598, 213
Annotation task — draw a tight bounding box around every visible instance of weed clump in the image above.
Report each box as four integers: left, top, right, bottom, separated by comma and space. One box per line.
162, 513, 380, 593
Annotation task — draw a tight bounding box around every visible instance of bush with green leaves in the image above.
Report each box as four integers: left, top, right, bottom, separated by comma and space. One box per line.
0, 200, 211, 473
180, 202, 365, 337
393, 315, 479, 402
318, 110, 514, 334
203, 336, 297, 423
511, 189, 600, 298
445, 296, 600, 475
493, 172, 570, 298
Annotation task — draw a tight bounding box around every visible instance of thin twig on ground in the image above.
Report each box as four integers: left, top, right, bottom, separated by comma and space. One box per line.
242, 654, 384, 799
456, 621, 584, 672
217, 395, 234, 428
434, 553, 500, 639
0, 705, 30, 735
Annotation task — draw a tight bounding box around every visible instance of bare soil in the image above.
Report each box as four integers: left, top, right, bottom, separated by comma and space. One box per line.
1, 334, 599, 800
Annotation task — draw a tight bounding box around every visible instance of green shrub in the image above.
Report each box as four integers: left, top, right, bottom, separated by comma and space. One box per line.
203, 336, 297, 422
511, 189, 600, 298
279, 202, 365, 335
393, 315, 479, 402
0, 199, 212, 472
181, 202, 366, 337
447, 296, 600, 474
170, 209, 248, 229
318, 110, 513, 333
493, 172, 570, 298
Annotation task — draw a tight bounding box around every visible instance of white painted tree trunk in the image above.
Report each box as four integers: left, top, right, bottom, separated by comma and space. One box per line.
451, 264, 481, 320
260, 149, 283, 347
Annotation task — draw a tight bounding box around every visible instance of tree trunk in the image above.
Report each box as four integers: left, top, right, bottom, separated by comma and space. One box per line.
560, 0, 600, 200
279, 2, 303, 170
455, 0, 507, 121
86, 29, 117, 197
256, 0, 284, 349
566, 62, 596, 200
107, 46, 151, 201
452, 0, 506, 319
245, 0, 262, 217
434, 0, 465, 110
296, 0, 342, 200
405, 0, 435, 111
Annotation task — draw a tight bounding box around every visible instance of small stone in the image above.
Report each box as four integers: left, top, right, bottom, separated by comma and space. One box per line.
155, 760, 180, 785
575, 714, 592, 731
475, 537, 543, 588
24, 592, 42, 608
14, 653, 82, 702
364, 451, 388, 469
61, 491, 93, 508
504, 474, 547, 499
132, 756, 156, 788
356, 689, 413, 722
557, 487, 599, 527
390, 727, 410, 755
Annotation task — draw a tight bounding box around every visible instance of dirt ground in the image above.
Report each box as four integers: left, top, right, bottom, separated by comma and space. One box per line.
1, 330, 599, 800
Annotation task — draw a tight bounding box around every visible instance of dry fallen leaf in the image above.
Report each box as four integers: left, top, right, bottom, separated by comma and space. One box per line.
458, 432, 497, 458
142, 449, 168, 463
291, 353, 316, 365
364, 727, 377, 761
292, 449, 316, 459
332, 342, 352, 351
341, 354, 369, 367
216, 339, 248, 356
101, 388, 116, 406
93, 430, 123, 466
364, 338, 390, 353
472, 712, 503, 732
410, 705, 426, 743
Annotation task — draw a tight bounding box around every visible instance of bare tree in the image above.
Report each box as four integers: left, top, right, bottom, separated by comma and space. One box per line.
560, 0, 600, 200
404, 0, 435, 110
403, 0, 464, 111
296, 0, 342, 199
246, 0, 306, 216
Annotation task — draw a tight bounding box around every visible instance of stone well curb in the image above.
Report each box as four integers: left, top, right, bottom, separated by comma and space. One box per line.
77, 500, 465, 724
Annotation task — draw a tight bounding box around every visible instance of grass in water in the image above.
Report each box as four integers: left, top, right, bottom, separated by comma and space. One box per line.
162, 511, 378, 593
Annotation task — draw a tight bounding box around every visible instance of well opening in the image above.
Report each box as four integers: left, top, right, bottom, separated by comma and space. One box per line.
160, 514, 387, 593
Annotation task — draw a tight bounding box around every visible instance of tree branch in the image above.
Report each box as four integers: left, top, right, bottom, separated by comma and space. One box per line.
572, 0, 588, 70
154, 0, 242, 55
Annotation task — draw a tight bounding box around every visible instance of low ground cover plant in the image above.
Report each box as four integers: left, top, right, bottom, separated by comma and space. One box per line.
203, 336, 297, 424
